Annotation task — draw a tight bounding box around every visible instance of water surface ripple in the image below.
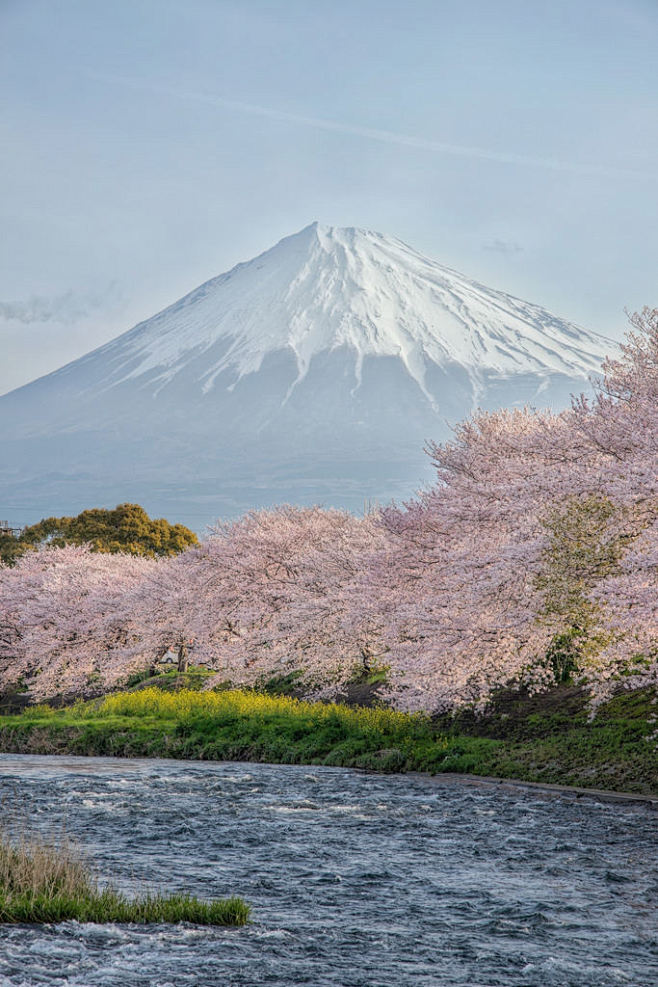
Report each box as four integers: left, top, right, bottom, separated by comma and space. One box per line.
0, 755, 656, 986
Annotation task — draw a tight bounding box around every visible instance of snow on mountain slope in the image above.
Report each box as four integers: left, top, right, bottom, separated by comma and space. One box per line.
0, 223, 613, 528
93, 222, 608, 399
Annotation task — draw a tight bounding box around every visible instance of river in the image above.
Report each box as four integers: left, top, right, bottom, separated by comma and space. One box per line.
0, 755, 656, 986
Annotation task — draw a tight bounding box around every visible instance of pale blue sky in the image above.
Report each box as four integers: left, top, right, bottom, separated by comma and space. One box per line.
1, 0, 657, 393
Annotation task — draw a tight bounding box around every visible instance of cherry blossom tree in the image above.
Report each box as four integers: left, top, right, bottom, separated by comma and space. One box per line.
0, 545, 155, 700
3, 308, 658, 716
366, 411, 559, 711
567, 307, 658, 705
122, 505, 386, 694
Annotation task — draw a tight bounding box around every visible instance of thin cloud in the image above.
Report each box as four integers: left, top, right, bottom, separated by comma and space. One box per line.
0, 285, 123, 327
93, 74, 658, 181
482, 239, 524, 255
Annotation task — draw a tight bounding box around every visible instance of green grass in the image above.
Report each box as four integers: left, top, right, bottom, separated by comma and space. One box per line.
0, 684, 656, 795
433, 685, 658, 793
0, 687, 492, 772
0, 828, 249, 925
0, 889, 250, 925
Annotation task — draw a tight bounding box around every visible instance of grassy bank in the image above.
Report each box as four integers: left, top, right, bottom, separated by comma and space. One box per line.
0, 828, 249, 925
1, 682, 657, 794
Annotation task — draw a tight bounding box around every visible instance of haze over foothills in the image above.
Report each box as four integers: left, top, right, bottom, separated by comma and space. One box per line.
1, 0, 658, 399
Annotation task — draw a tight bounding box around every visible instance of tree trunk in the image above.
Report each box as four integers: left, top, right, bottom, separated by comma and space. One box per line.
177, 641, 189, 674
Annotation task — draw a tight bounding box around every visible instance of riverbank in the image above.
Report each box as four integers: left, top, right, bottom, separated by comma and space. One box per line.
1, 681, 656, 795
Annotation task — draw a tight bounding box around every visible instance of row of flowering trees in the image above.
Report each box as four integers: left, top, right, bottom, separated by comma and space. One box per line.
2, 309, 658, 712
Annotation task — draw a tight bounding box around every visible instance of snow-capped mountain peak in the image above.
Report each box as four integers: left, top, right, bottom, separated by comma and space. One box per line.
0, 223, 614, 528
96, 222, 609, 399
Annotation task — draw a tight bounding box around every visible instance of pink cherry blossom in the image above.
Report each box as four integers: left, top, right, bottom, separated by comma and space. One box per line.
2, 309, 657, 717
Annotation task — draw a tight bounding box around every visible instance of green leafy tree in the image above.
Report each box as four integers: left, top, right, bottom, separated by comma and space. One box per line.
5, 504, 198, 563
0, 529, 24, 567
537, 494, 637, 682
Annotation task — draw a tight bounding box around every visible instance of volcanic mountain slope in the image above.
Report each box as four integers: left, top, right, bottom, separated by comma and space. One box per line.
0, 223, 612, 528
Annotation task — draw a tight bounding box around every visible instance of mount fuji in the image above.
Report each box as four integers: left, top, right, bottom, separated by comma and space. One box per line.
0, 223, 612, 529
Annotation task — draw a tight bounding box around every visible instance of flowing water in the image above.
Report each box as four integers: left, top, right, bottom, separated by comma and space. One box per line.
0, 755, 656, 986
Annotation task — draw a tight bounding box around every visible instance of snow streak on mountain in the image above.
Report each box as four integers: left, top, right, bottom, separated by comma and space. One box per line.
0, 223, 612, 528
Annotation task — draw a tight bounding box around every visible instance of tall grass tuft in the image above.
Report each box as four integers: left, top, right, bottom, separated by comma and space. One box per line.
0, 827, 91, 900
0, 828, 249, 926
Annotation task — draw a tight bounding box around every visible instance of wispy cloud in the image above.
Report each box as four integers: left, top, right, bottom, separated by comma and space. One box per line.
93, 74, 658, 182
0, 285, 123, 327
482, 238, 524, 255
